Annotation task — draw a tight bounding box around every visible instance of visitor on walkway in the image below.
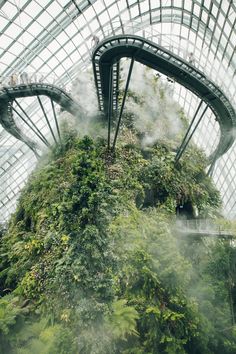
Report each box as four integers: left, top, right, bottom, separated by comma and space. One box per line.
10, 73, 18, 86
188, 52, 195, 65
91, 34, 99, 47
20, 71, 29, 84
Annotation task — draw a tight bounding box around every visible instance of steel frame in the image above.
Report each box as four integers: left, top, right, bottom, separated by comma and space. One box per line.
92, 35, 236, 162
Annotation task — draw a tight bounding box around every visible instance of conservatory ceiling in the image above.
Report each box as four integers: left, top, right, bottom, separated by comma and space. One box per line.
0, 0, 235, 221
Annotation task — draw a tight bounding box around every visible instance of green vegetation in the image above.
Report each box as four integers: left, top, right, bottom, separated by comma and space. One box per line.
0, 68, 236, 354
0, 119, 235, 352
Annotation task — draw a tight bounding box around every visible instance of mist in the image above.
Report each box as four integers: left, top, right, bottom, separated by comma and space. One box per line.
120, 60, 183, 147
58, 70, 107, 140
1, 59, 236, 354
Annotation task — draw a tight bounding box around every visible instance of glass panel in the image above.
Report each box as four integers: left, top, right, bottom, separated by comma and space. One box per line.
25, 2, 42, 16
1, 2, 18, 18
46, 2, 62, 17
0, 0, 235, 220
37, 11, 53, 27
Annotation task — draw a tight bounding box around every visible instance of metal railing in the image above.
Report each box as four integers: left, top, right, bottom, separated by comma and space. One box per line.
0, 72, 68, 90
92, 34, 236, 159
176, 218, 235, 237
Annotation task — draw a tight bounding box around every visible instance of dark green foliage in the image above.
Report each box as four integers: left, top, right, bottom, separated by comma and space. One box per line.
140, 144, 220, 214
0, 128, 235, 353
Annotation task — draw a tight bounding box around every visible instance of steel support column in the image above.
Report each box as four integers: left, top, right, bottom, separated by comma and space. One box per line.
114, 62, 120, 115
112, 57, 134, 150
37, 95, 57, 144
175, 100, 203, 162
13, 99, 50, 147
8, 103, 40, 159
50, 98, 61, 143
175, 103, 208, 163
107, 65, 114, 149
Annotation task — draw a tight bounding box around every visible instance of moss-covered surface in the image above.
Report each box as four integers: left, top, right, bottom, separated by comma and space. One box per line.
0, 128, 236, 353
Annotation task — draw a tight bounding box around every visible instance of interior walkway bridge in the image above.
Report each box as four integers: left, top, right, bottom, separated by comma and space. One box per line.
176, 219, 235, 238
0, 83, 81, 157
92, 35, 236, 171
0, 35, 235, 169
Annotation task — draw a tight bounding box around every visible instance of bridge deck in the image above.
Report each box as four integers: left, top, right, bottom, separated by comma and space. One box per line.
92, 35, 236, 160
176, 219, 235, 238
0, 83, 82, 154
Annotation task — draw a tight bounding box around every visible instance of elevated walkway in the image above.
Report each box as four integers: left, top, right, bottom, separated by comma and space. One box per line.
0, 36, 235, 164
0, 83, 81, 116
176, 219, 235, 238
0, 83, 82, 155
92, 35, 236, 160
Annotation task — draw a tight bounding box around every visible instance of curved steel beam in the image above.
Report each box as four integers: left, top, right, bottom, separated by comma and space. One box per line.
92, 35, 236, 161
0, 83, 81, 115
0, 83, 82, 154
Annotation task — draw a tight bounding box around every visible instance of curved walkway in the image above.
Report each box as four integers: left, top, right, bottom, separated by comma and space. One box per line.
0, 83, 81, 154
92, 35, 236, 160
176, 219, 235, 238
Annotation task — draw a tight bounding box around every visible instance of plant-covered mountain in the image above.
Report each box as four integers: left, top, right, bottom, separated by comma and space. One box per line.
1, 65, 236, 353
0, 125, 236, 353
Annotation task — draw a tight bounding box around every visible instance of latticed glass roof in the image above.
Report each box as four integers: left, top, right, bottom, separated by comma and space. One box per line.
0, 0, 235, 221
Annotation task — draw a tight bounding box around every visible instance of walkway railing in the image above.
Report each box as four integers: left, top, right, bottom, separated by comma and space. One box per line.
0, 83, 82, 157
92, 34, 236, 161
176, 218, 235, 237
0, 72, 64, 89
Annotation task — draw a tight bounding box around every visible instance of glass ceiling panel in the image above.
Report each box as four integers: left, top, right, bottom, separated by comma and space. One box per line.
47, 2, 62, 16
24, 2, 42, 16
1, 2, 18, 17
0, 0, 235, 220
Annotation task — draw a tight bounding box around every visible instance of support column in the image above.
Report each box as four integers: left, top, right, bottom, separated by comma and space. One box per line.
37, 95, 57, 144
112, 57, 134, 150
107, 65, 114, 150
175, 103, 208, 164
175, 100, 203, 162
13, 99, 50, 147
50, 98, 61, 143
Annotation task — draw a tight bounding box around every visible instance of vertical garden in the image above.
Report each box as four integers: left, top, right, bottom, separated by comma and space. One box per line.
0, 70, 236, 353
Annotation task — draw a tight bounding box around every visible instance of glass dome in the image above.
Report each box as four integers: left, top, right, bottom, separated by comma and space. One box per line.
0, 0, 235, 221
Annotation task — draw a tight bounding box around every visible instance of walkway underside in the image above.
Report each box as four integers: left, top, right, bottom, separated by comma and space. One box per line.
0, 84, 82, 154
92, 35, 236, 161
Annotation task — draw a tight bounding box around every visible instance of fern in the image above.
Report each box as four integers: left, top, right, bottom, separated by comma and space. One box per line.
105, 299, 139, 340
0, 295, 23, 335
